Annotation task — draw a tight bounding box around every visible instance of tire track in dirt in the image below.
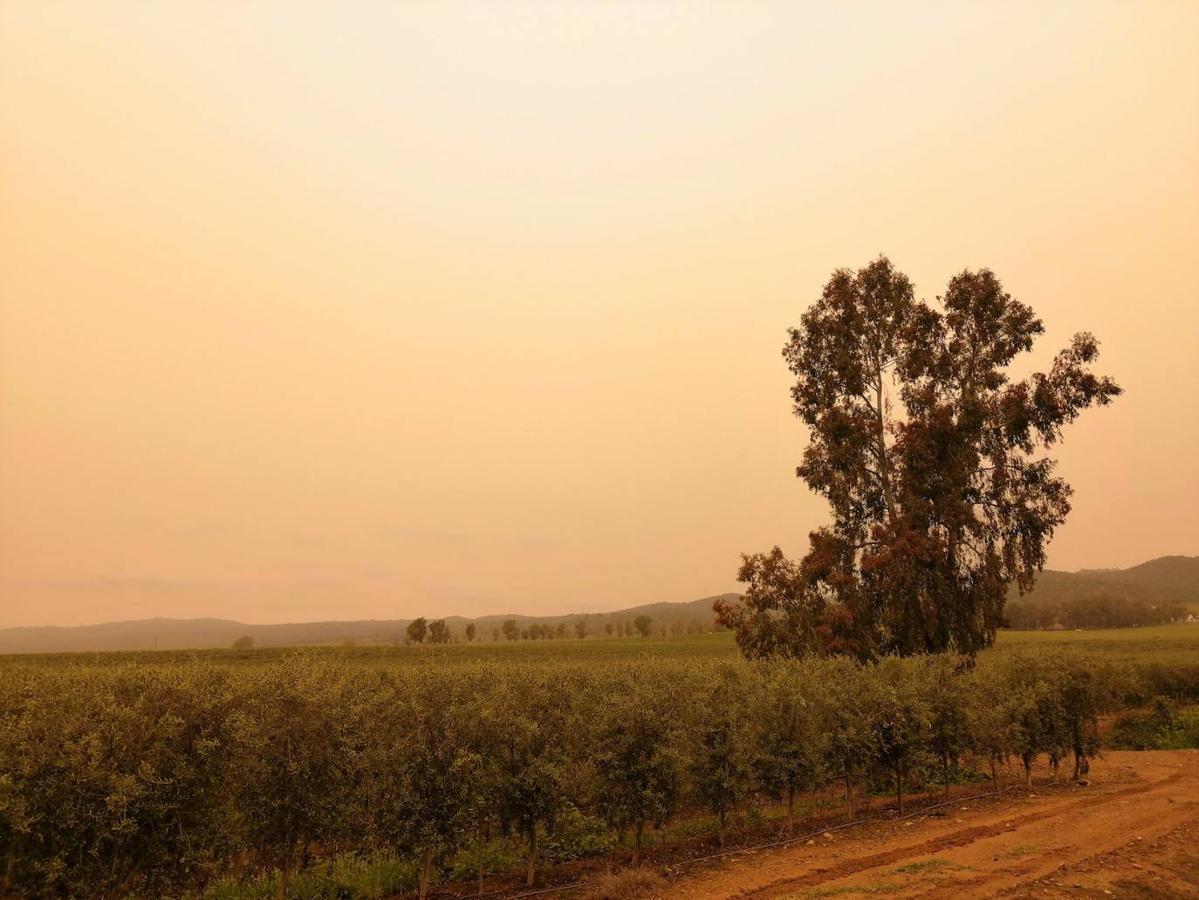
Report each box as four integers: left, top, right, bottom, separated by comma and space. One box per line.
993, 816, 1199, 899
664, 752, 1199, 900
735, 773, 1187, 898
911, 861, 1043, 899
913, 776, 1199, 899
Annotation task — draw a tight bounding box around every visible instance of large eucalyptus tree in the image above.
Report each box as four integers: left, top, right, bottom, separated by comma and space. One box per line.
719, 257, 1120, 659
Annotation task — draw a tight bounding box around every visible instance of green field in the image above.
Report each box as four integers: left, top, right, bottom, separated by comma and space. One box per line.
995, 623, 1199, 664
0, 631, 738, 669
4, 623, 1197, 670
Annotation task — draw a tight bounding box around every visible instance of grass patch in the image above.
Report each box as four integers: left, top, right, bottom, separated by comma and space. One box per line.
580, 868, 665, 900
790, 882, 905, 898
199, 851, 417, 899
998, 843, 1040, 860
992, 625, 1199, 666
892, 857, 961, 875
1109, 701, 1199, 750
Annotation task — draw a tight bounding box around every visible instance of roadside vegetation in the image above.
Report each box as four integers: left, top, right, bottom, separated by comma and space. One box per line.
1109, 698, 1199, 751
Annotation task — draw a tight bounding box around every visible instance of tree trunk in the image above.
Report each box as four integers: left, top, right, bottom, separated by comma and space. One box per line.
1073, 749, 1082, 781
943, 754, 951, 798
418, 847, 433, 900
989, 758, 999, 793
787, 787, 796, 837
717, 810, 726, 848
845, 773, 855, 819
895, 762, 905, 815
1051, 756, 1060, 784
633, 820, 644, 864
476, 825, 487, 896
1022, 753, 1033, 788
525, 828, 538, 887
276, 864, 290, 900
874, 368, 896, 518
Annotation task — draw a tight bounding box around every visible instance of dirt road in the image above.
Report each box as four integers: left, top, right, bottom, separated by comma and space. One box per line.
662, 750, 1199, 899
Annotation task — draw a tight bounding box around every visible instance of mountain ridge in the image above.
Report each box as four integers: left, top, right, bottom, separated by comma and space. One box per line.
0, 595, 738, 654
1, 555, 1194, 654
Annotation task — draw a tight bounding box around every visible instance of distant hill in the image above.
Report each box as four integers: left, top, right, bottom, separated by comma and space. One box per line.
2, 555, 1193, 654
1012, 555, 1199, 611
0, 594, 739, 655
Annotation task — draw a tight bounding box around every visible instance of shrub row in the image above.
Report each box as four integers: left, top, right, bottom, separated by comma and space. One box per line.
0, 650, 1167, 898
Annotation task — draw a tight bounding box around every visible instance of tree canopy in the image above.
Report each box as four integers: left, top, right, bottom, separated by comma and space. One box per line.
406, 617, 428, 645
717, 257, 1120, 660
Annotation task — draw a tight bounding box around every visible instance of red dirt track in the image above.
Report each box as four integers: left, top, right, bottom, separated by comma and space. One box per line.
661, 751, 1199, 899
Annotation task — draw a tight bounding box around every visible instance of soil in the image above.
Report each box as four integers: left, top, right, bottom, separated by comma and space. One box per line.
657, 751, 1199, 899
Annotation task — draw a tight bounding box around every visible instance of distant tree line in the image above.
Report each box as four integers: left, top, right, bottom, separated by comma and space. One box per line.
1004, 594, 1188, 630
2, 650, 1195, 898
394, 613, 719, 645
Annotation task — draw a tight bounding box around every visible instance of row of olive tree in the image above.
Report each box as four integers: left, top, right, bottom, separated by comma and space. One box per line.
0, 650, 1143, 898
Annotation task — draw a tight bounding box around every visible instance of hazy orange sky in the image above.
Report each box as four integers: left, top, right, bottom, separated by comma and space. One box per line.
2, 2, 1197, 628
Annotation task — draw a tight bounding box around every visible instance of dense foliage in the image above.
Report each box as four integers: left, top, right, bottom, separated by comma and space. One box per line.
719, 257, 1120, 659
2, 648, 1190, 899
1108, 699, 1199, 751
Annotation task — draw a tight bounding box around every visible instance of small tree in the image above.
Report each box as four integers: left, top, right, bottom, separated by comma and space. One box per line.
502, 620, 519, 641
406, 617, 428, 645
922, 655, 973, 796
823, 659, 880, 818
968, 666, 1018, 790
592, 680, 683, 864
360, 682, 482, 900
465, 623, 477, 642
633, 615, 653, 638
574, 620, 588, 639
428, 619, 451, 644
867, 660, 932, 814
690, 667, 758, 846
753, 660, 829, 835
468, 673, 569, 886
232, 634, 255, 650
231, 662, 351, 900
993, 652, 1060, 787
1048, 652, 1128, 781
